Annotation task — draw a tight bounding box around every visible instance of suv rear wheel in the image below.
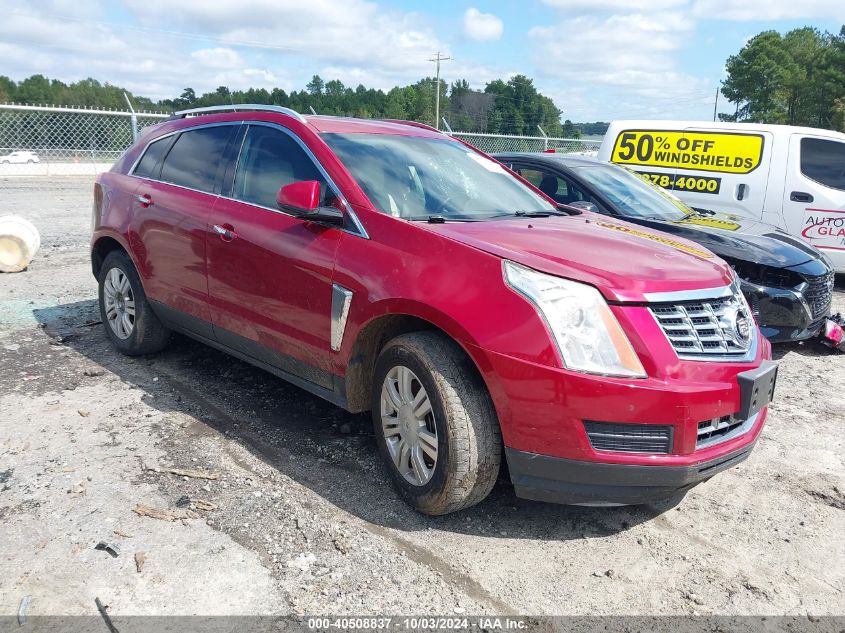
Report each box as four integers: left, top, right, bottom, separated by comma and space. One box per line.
371, 332, 501, 515
98, 250, 170, 355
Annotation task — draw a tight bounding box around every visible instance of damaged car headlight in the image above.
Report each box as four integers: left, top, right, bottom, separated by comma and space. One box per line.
503, 260, 646, 378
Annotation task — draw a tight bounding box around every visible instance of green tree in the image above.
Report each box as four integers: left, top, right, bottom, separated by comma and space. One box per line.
0, 71, 569, 133
721, 26, 845, 128
16, 74, 55, 104
484, 75, 562, 136
0, 76, 16, 102
306, 75, 325, 96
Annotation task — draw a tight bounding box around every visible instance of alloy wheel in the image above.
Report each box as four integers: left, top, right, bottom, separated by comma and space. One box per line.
380, 365, 438, 486
103, 267, 135, 339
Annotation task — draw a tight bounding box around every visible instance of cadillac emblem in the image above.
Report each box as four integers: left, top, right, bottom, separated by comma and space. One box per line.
720, 305, 752, 350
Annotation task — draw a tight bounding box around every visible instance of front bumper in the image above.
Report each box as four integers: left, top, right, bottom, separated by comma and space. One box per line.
468, 292, 773, 506
506, 440, 757, 505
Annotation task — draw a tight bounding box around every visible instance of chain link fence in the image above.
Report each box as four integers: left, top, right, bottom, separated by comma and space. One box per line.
449, 132, 601, 155
0, 104, 168, 176
0, 104, 600, 179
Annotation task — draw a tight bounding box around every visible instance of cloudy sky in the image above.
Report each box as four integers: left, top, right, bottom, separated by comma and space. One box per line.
2, 0, 843, 121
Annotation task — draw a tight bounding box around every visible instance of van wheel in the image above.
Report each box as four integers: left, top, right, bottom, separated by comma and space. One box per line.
371, 332, 501, 515
98, 250, 170, 356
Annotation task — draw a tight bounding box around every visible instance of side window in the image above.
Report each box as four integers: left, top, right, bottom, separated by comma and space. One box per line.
159, 125, 236, 194
232, 125, 333, 210
133, 136, 173, 179
800, 138, 845, 191
556, 176, 589, 204
515, 167, 587, 204
515, 168, 543, 188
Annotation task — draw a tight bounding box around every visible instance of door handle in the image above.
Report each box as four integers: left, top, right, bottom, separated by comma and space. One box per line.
136, 193, 153, 207
212, 224, 237, 242
790, 191, 814, 203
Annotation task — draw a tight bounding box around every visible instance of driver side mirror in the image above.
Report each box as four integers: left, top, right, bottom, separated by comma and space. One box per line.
277, 181, 344, 226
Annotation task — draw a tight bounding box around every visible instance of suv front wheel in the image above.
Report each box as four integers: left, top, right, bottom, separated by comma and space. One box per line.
371, 332, 501, 515
98, 250, 170, 356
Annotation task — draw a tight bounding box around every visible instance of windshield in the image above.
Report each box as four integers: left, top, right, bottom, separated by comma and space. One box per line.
572, 164, 692, 221
322, 133, 556, 220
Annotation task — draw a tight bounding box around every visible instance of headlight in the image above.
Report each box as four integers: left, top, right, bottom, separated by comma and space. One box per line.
503, 261, 646, 378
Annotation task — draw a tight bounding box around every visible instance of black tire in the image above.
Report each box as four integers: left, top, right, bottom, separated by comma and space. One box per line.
371, 332, 502, 515
98, 250, 170, 356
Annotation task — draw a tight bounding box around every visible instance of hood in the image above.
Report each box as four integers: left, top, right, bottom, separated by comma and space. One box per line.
421, 212, 734, 303
639, 211, 820, 268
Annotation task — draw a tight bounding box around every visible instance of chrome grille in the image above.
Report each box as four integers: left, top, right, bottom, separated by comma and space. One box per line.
649, 288, 753, 358
696, 412, 758, 449
804, 271, 834, 319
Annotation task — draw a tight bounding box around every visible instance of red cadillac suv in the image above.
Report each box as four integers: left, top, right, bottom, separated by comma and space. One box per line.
91, 105, 777, 515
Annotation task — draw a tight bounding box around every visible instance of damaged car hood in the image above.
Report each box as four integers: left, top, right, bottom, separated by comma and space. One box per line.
421, 212, 734, 303
638, 211, 819, 268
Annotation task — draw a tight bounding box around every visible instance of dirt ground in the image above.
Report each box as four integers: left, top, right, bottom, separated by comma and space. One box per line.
0, 177, 843, 619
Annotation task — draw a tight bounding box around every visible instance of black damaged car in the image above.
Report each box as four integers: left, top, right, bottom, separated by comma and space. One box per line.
495, 152, 835, 343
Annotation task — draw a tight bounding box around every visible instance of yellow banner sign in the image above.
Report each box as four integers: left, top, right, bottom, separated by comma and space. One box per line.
611, 130, 764, 174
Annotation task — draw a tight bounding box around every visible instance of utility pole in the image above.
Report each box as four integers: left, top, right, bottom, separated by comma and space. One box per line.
428, 51, 451, 129
713, 83, 720, 122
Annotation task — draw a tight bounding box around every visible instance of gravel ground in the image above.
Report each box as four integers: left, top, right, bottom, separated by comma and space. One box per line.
0, 177, 843, 618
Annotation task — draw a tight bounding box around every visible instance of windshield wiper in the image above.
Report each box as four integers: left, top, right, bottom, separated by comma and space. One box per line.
408, 215, 482, 223
516, 210, 568, 217
489, 209, 569, 218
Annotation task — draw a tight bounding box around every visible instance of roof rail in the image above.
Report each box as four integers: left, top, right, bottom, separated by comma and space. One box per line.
380, 119, 445, 134
172, 104, 307, 124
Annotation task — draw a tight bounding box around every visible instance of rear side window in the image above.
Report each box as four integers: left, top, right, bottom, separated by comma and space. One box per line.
800, 138, 845, 191
160, 125, 236, 194
232, 125, 332, 210
514, 167, 588, 204
133, 136, 172, 179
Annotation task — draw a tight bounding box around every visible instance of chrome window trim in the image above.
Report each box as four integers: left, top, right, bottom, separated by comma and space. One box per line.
330, 283, 353, 352
235, 121, 369, 239
128, 121, 241, 185
127, 120, 369, 239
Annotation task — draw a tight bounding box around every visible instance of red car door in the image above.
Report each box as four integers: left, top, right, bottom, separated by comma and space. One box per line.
206, 123, 344, 389
131, 124, 239, 332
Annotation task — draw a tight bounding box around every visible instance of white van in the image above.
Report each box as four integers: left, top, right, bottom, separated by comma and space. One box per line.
597, 121, 845, 272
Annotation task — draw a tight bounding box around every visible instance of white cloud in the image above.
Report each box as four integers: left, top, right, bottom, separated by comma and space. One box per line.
530, 13, 695, 82
691, 0, 845, 20
542, 0, 688, 10
0, 0, 456, 101
529, 12, 713, 121
463, 8, 503, 42
122, 0, 447, 76
189, 48, 244, 69
0, 6, 289, 100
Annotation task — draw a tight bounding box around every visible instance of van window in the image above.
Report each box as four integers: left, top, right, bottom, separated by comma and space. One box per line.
133, 136, 173, 180
159, 125, 235, 193
232, 125, 332, 210
800, 138, 845, 191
